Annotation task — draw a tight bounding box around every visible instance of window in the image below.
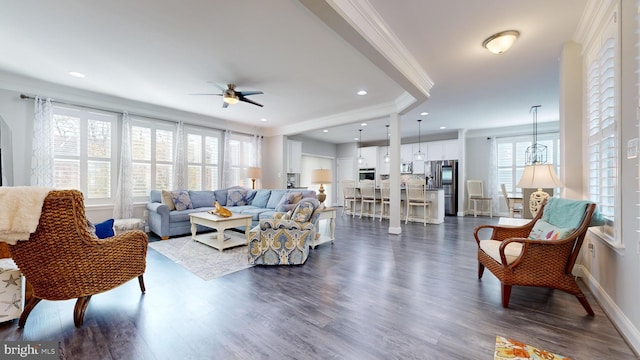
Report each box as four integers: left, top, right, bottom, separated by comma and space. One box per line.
52, 106, 117, 205
585, 6, 618, 241
130, 119, 175, 198
225, 133, 257, 188
496, 133, 560, 198
186, 126, 222, 190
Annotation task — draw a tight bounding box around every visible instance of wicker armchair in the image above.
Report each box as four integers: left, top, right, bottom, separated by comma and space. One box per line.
473, 199, 596, 315
8, 190, 148, 327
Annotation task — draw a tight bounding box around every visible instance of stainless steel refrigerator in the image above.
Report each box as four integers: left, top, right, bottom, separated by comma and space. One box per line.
425, 160, 458, 216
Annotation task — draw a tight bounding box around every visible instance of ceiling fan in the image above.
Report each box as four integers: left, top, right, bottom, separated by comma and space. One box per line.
191, 83, 264, 108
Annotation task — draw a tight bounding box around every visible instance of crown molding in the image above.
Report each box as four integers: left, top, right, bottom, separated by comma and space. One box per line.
573, 0, 616, 50
326, 0, 434, 98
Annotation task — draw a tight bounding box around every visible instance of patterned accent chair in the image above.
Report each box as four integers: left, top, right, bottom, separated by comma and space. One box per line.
248, 198, 323, 265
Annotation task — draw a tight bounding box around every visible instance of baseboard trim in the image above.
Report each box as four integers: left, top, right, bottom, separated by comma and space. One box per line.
575, 264, 640, 356
388, 226, 402, 234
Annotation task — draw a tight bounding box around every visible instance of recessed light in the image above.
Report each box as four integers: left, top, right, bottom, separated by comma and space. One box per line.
420, 112, 429, 116
69, 71, 85, 78
357, 90, 367, 96
439, 126, 447, 129
361, 123, 367, 127
323, 129, 329, 133
260, 118, 268, 122
354, 137, 359, 141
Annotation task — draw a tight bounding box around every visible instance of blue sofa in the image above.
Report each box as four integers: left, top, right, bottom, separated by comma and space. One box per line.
147, 187, 316, 239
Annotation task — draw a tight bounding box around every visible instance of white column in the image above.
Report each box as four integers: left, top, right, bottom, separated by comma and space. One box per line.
389, 113, 402, 234
559, 40, 583, 199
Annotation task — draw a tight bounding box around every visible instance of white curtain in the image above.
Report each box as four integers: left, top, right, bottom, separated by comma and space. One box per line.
30, 96, 54, 187
488, 137, 499, 214
173, 121, 186, 189
113, 112, 133, 219
222, 130, 233, 188
253, 134, 262, 187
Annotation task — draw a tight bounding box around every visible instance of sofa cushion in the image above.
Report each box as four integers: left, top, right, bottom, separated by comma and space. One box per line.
171, 190, 193, 211
528, 219, 573, 240
188, 191, 216, 208
150, 190, 162, 203
214, 189, 228, 206
258, 210, 276, 221
479, 239, 523, 265
239, 207, 273, 221
227, 188, 249, 206
266, 189, 288, 209
162, 190, 176, 211
251, 189, 271, 208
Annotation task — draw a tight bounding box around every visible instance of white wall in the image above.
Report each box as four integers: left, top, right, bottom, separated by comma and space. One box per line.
574, 0, 640, 353
0, 74, 259, 222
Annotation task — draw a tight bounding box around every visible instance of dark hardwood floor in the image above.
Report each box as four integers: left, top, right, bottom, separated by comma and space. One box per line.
0, 213, 636, 359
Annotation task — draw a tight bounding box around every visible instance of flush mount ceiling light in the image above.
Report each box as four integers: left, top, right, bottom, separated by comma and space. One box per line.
357, 90, 367, 96
482, 30, 520, 54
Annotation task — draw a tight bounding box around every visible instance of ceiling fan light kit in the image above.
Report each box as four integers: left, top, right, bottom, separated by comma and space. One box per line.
482, 30, 519, 54
191, 83, 263, 108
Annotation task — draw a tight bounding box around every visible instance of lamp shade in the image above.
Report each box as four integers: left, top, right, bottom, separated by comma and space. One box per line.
516, 164, 563, 189
311, 169, 332, 184
246, 166, 261, 179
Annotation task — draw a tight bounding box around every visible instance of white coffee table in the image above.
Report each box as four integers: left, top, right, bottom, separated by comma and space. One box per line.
189, 212, 252, 252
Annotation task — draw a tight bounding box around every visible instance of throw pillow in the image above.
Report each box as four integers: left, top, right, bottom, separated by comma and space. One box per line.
94, 218, 115, 239
251, 189, 272, 208
276, 191, 303, 212
161, 190, 176, 211
528, 219, 573, 241
291, 199, 316, 223
227, 188, 249, 206
171, 190, 193, 211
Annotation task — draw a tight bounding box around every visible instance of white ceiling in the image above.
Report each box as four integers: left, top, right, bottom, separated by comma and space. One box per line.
0, 0, 586, 144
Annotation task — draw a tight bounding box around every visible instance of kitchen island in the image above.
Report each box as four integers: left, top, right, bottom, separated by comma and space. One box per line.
352, 187, 445, 224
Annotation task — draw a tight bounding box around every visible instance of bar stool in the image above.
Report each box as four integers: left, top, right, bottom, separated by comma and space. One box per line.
380, 180, 390, 222
405, 179, 430, 226
359, 180, 379, 219
341, 179, 360, 217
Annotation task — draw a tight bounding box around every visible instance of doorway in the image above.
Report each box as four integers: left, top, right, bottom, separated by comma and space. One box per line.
301, 155, 333, 206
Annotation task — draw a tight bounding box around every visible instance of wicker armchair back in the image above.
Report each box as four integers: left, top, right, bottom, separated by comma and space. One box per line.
8, 189, 148, 327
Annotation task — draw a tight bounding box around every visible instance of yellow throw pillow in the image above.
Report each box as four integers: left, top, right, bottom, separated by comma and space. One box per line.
161, 190, 176, 211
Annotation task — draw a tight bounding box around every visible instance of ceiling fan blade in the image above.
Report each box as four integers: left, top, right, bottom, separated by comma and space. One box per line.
189, 93, 222, 96
206, 82, 226, 92
238, 96, 263, 107
222, 102, 229, 109
237, 90, 263, 97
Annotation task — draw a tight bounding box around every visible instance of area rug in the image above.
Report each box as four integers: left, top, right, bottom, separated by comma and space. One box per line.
494, 336, 570, 360
149, 235, 253, 281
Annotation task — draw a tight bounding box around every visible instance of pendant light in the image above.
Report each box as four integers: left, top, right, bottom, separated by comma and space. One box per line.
414, 119, 424, 161
357, 129, 365, 164
383, 124, 390, 163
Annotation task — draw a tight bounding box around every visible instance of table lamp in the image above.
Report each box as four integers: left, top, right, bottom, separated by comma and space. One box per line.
516, 163, 563, 217
246, 167, 261, 190
311, 168, 331, 203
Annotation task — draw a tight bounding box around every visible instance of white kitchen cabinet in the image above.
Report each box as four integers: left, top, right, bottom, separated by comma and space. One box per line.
357, 146, 378, 168
287, 140, 302, 173
427, 139, 459, 161
400, 144, 413, 163
412, 143, 426, 174
377, 147, 390, 175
